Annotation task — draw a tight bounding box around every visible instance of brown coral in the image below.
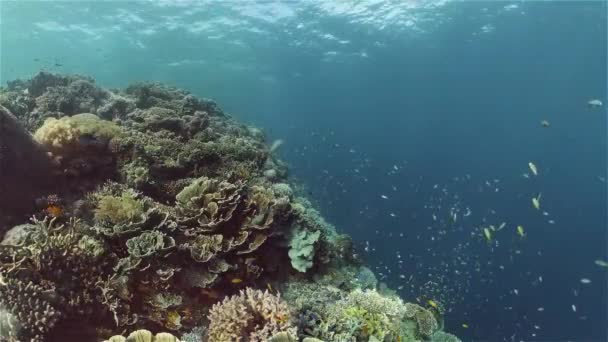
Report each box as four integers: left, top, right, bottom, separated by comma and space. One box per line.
206, 288, 297, 342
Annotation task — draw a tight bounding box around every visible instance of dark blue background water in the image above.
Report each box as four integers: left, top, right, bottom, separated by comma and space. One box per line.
1, 1, 606, 340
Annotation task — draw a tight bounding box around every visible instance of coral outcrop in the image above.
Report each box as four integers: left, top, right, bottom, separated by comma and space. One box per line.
0, 72, 460, 342
206, 288, 297, 342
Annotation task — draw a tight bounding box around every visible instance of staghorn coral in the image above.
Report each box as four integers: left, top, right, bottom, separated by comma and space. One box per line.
206, 288, 297, 342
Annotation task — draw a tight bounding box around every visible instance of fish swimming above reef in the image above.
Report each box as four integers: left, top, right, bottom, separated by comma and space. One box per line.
532, 194, 541, 210
587, 99, 603, 108
540, 120, 550, 127
516, 225, 525, 238
528, 162, 538, 176
594, 260, 608, 268
483, 227, 492, 242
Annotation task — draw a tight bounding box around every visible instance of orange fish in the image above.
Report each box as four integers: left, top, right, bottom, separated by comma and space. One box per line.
46, 205, 63, 218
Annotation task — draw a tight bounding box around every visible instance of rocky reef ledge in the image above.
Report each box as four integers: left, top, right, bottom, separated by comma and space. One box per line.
0, 72, 461, 342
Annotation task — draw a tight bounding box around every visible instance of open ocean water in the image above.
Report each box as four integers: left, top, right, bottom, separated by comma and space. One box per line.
1, 1, 606, 341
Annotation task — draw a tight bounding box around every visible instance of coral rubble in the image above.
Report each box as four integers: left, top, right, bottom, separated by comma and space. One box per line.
0, 72, 460, 342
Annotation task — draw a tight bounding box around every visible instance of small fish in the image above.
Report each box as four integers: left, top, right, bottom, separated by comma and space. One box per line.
498, 222, 506, 230
231, 278, 243, 284
269, 139, 284, 153
528, 162, 538, 176
571, 304, 577, 312
588, 99, 603, 108
532, 194, 542, 210
427, 300, 439, 309
389, 213, 397, 217
483, 227, 492, 242
594, 260, 608, 268
381, 195, 388, 199
537, 307, 544, 312
462, 323, 469, 328
540, 120, 550, 127
513, 289, 519, 295
580, 278, 591, 284
516, 225, 525, 238
267, 283, 274, 292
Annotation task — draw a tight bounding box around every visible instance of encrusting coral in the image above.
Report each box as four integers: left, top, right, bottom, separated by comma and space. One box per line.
0, 72, 460, 342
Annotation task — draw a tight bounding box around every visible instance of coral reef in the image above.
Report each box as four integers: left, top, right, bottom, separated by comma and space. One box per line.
0, 72, 460, 342
206, 288, 297, 342
105, 329, 181, 342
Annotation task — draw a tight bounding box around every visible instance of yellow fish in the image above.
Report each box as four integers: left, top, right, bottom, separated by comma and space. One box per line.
231, 278, 243, 284
267, 283, 274, 292
516, 225, 525, 238
462, 323, 469, 329
428, 300, 439, 309
483, 227, 492, 242
528, 162, 538, 176
532, 193, 541, 210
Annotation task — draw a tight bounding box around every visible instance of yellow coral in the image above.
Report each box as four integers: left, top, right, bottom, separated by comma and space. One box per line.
34, 116, 80, 148
94, 191, 145, 224
33, 113, 122, 150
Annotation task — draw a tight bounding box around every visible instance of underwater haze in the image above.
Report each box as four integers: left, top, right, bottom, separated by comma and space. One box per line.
1, 0, 607, 341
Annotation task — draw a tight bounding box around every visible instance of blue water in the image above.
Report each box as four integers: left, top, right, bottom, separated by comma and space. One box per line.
1, 1, 606, 340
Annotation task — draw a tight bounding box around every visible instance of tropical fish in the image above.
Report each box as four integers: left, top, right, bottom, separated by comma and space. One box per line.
497, 222, 506, 230
428, 299, 439, 309
516, 225, 525, 238
231, 278, 243, 284
540, 120, 550, 127
594, 260, 608, 268
532, 194, 542, 210
580, 278, 591, 284
483, 227, 492, 242
462, 323, 469, 328
528, 162, 538, 176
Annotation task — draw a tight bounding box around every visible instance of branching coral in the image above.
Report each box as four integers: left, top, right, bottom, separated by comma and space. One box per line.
0, 274, 62, 342
206, 288, 297, 342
